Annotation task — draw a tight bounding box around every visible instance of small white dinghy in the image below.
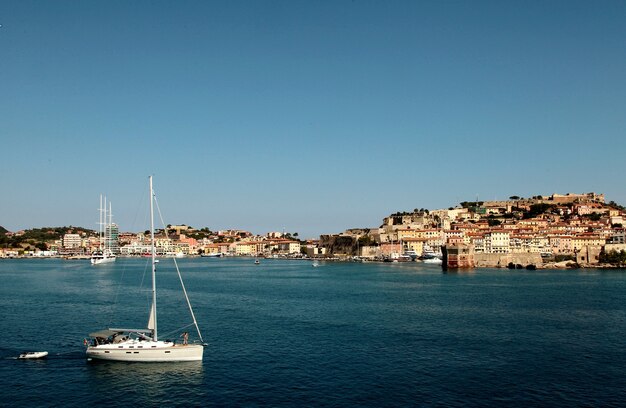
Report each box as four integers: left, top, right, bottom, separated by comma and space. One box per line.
18, 351, 48, 359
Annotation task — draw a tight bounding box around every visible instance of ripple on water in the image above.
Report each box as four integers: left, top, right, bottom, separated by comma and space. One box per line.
0, 259, 625, 406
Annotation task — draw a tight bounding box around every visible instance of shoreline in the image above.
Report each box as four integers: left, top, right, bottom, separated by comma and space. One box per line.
1, 254, 625, 270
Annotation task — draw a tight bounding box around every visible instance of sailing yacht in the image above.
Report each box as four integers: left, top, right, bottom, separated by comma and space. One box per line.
91, 195, 116, 265
85, 177, 204, 362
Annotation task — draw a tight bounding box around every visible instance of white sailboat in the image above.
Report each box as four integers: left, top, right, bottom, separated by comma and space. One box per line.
91, 195, 117, 265
85, 176, 204, 362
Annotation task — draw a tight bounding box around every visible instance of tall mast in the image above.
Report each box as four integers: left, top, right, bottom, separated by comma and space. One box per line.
149, 176, 158, 341
108, 201, 113, 252
98, 194, 103, 250
103, 196, 108, 250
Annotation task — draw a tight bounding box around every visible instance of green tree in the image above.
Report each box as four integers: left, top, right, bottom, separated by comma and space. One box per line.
488, 219, 502, 227
523, 203, 555, 219
600, 249, 626, 265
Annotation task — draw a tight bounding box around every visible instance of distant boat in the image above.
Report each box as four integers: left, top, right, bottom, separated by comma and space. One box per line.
403, 250, 418, 261
385, 252, 411, 262
91, 195, 116, 265
165, 251, 186, 258
85, 176, 204, 362
254, 259, 260, 265
18, 351, 48, 359
312, 261, 320, 267
201, 252, 222, 258
420, 245, 442, 261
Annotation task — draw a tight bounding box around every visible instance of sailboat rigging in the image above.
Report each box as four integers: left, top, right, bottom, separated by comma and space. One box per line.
85, 176, 204, 362
91, 195, 116, 265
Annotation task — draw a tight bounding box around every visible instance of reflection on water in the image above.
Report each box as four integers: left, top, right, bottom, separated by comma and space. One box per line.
1, 258, 626, 406
87, 361, 204, 403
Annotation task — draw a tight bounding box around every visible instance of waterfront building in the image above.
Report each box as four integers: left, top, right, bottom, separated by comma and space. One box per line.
305, 244, 327, 258
105, 223, 120, 254
572, 234, 606, 252
510, 234, 532, 253
287, 241, 301, 254
468, 233, 485, 253
444, 229, 465, 242
235, 241, 258, 255
178, 235, 198, 254
607, 229, 626, 244
402, 238, 425, 256
484, 230, 510, 254
442, 243, 475, 269
510, 234, 547, 253
119, 242, 151, 255
548, 235, 573, 254
63, 233, 82, 249
396, 228, 420, 241
201, 243, 222, 256
380, 242, 403, 257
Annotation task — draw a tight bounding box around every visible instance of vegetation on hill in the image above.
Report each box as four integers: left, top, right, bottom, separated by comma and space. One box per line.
607, 201, 626, 212
0, 226, 95, 249
173, 227, 213, 240
522, 204, 557, 219
599, 250, 626, 265
460, 201, 484, 209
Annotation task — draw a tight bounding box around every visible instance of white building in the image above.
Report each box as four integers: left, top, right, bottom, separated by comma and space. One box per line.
63, 234, 82, 249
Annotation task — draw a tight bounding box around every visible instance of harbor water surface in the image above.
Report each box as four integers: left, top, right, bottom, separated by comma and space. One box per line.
1, 257, 625, 407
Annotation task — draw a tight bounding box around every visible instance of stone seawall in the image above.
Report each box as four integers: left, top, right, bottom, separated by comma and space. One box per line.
474, 253, 543, 268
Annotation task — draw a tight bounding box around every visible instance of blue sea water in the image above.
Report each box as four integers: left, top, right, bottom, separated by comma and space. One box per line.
1, 257, 625, 407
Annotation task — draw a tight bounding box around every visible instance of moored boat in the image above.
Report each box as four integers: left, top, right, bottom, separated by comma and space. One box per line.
422, 257, 443, 264
403, 250, 418, 261
201, 252, 222, 258
18, 351, 48, 359
420, 245, 442, 262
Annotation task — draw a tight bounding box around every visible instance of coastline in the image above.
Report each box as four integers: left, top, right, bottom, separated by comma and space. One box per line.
2, 254, 625, 271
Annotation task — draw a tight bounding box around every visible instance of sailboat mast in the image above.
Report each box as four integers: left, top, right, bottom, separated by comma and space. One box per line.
104, 196, 108, 250
149, 176, 158, 341
99, 194, 103, 250
106, 201, 113, 251
107, 201, 113, 253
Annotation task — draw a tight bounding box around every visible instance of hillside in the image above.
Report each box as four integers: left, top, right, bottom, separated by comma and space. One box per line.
0, 226, 96, 249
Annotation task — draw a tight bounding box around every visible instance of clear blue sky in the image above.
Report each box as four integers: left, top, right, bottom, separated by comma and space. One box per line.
1, 1, 625, 239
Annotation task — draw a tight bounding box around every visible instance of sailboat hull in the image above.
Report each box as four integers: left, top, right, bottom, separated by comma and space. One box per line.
86, 343, 203, 362
90, 256, 116, 265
